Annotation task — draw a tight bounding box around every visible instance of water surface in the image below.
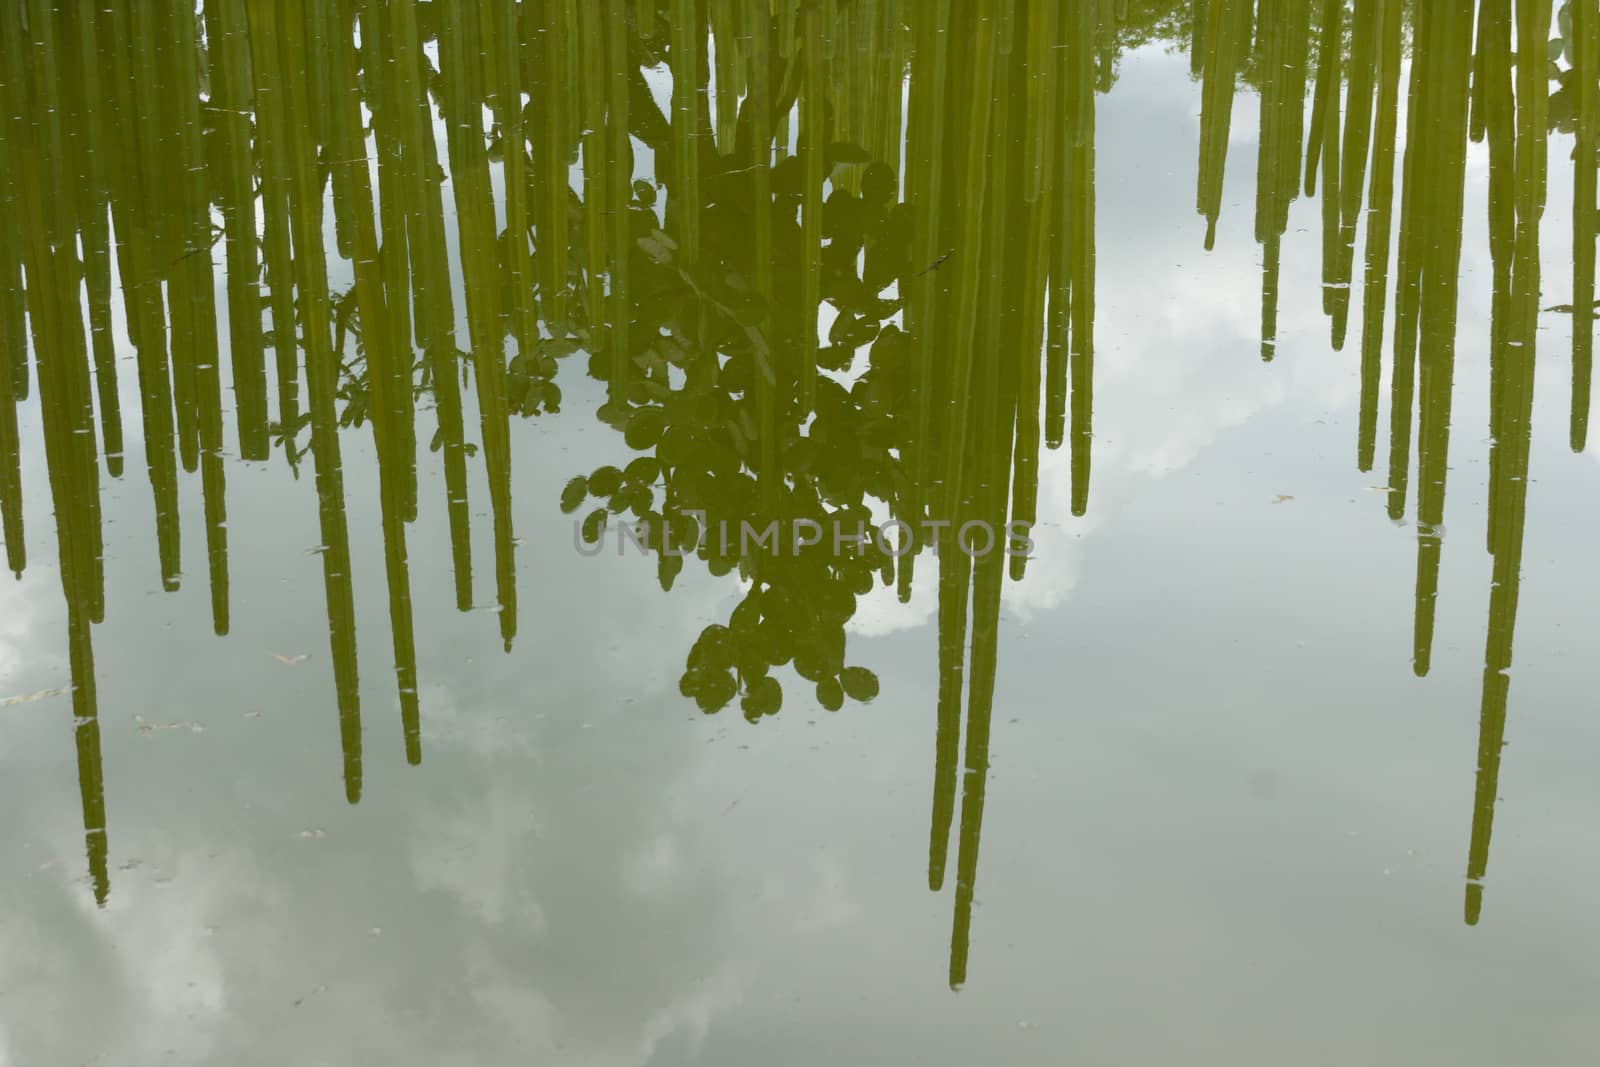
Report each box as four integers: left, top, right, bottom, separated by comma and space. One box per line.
3, 2, 1600, 1063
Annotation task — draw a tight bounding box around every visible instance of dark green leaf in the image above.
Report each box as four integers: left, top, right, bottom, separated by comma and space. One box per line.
589, 464, 623, 496
840, 666, 879, 702
624, 406, 668, 449
695, 669, 738, 712
742, 675, 782, 717
581, 507, 608, 545
560, 476, 588, 514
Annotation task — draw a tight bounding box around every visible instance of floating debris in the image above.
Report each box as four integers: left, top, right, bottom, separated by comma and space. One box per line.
1, 686, 71, 707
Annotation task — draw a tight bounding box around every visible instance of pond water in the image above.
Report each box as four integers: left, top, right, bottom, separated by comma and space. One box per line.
3, 2, 1599, 1063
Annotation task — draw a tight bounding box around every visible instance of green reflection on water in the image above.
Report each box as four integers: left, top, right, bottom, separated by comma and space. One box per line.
0, 0, 1594, 988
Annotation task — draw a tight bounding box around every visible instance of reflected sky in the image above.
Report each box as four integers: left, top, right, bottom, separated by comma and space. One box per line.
3, 2, 1600, 1064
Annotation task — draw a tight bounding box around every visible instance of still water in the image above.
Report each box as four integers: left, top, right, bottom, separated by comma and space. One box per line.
3, 1, 1600, 1062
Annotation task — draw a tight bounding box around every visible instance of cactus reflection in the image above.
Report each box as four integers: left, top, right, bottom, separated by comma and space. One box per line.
0, 0, 1594, 987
